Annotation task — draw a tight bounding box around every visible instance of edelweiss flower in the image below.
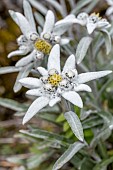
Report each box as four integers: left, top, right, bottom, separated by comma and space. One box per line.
8, 0, 74, 68
19, 44, 112, 124
106, 0, 113, 19
74, 12, 111, 34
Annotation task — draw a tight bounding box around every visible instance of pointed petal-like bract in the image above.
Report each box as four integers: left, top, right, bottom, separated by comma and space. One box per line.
26, 89, 42, 96
86, 23, 97, 34
37, 67, 48, 76
63, 54, 75, 73
77, 71, 112, 84
9, 10, 19, 25
19, 77, 41, 89
23, 0, 36, 32
47, 44, 61, 73
55, 14, 75, 25
15, 12, 36, 39
74, 84, 92, 92
62, 91, 83, 108
49, 97, 61, 107
8, 49, 28, 58
54, 21, 74, 36
23, 97, 49, 124
42, 10, 55, 35
60, 38, 70, 45
54, 14, 75, 36
15, 51, 34, 67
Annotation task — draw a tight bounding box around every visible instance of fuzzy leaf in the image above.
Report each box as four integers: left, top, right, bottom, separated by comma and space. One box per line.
0, 97, 27, 111
101, 29, 111, 55
0, 66, 21, 74
28, 0, 47, 15
20, 128, 68, 146
64, 111, 84, 141
52, 141, 86, 170
90, 127, 111, 148
76, 37, 92, 64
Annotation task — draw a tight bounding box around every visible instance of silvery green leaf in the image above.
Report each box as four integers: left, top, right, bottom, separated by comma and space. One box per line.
52, 141, 86, 170
37, 141, 61, 149
27, 152, 53, 169
0, 97, 27, 111
68, 0, 76, 10
90, 127, 111, 148
20, 128, 68, 146
0, 66, 21, 74
86, 0, 100, 13
76, 37, 93, 64
13, 63, 33, 93
93, 156, 113, 170
97, 111, 112, 125
82, 116, 103, 129
80, 157, 95, 170
64, 111, 84, 141
71, 0, 92, 14
23, 0, 36, 32
28, 0, 47, 15
101, 29, 111, 55
34, 11, 44, 27
45, 0, 62, 15
7, 156, 24, 165
80, 109, 97, 120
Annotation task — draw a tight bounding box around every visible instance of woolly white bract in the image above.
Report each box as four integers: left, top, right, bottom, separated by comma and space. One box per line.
19, 44, 112, 124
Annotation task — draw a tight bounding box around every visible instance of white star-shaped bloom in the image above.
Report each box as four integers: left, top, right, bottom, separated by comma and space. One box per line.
74, 12, 111, 34
19, 44, 112, 124
8, 0, 74, 68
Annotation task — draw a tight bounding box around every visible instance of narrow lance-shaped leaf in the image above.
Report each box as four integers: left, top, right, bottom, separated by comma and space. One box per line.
64, 111, 84, 142
76, 37, 93, 64
0, 97, 27, 112
28, 0, 47, 15
93, 156, 113, 170
52, 141, 86, 170
0, 66, 21, 74
90, 127, 111, 148
101, 29, 111, 55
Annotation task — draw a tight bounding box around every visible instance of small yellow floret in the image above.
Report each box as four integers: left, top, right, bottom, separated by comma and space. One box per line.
91, 12, 101, 19
48, 74, 62, 86
35, 39, 52, 55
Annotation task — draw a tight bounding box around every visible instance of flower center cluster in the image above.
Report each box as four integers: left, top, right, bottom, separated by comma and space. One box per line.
34, 39, 52, 55
90, 13, 101, 23
48, 74, 62, 86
